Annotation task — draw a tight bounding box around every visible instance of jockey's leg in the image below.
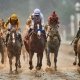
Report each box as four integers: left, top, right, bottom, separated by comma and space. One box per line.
28, 28, 32, 33
6, 32, 10, 46
26, 28, 33, 40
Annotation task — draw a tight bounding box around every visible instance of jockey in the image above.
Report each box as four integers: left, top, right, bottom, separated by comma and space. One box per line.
26, 8, 46, 40
26, 15, 33, 33
5, 13, 22, 46
48, 11, 59, 29
32, 8, 44, 30
48, 11, 61, 42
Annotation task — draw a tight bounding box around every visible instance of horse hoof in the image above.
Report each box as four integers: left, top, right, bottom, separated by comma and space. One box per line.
73, 62, 76, 65
15, 63, 17, 67
36, 66, 41, 70
78, 63, 80, 67
15, 71, 18, 74
9, 71, 13, 74
29, 66, 33, 70
54, 67, 57, 71
1, 60, 4, 64
47, 62, 51, 67
54, 65, 57, 71
18, 65, 21, 68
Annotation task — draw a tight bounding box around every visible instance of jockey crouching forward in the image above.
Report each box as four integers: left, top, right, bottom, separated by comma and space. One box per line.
48, 11, 61, 43
5, 13, 23, 46
26, 8, 46, 40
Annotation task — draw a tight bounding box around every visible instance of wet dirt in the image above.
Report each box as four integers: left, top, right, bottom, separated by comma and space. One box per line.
0, 44, 80, 80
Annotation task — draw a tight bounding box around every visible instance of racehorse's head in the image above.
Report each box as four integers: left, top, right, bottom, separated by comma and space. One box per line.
37, 24, 41, 38
9, 28, 17, 44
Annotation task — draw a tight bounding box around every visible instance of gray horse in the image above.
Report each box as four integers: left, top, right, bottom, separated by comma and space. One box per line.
73, 38, 80, 67
7, 28, 22, 73
45, 25, 61, 70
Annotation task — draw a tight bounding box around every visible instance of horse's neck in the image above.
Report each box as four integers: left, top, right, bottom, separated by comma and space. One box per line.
30, 34, 38, 43
50, 24, 58, 29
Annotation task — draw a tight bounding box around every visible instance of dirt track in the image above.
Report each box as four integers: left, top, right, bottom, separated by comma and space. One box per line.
0, 44, 80, 80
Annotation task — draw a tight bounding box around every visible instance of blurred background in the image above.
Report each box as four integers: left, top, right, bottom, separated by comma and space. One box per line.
0, 0, 80, 42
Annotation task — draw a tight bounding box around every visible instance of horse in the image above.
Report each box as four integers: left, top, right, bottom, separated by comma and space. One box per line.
24, 25, 46, 70
7, 28, 22, 73
45, 25, 61, 70
73, 38, 80, 67
0, 33, 5, 64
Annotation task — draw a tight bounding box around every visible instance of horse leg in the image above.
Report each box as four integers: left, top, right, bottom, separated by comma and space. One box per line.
78, 53, 80, 67
18, 59, 21, 68
29, 52, 34, 70
73, 42, 77, 65
73, 52, 77, 65
15, 56, 18, 73
54, 51, 58, 71
1, 51, 4, 64
36, 52, 43, 70
9, 57, 12, 73
46, 48, 51, 67
18, 55, 21, 68
39, 52, 43, 70
36, 53, 39, 69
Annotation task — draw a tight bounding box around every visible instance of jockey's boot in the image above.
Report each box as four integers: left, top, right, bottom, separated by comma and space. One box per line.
5, 33, 9, 46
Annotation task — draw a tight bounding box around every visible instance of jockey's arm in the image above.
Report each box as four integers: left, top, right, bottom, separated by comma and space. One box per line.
4, 18, 10, 30
40, 13, 44, 28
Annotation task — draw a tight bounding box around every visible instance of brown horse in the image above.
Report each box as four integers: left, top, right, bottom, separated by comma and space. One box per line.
0, 33, 5, 64
24, 26, 46, 70
45, 25, 61, 70
7, 28, 22, 73
73, 38, 80, 67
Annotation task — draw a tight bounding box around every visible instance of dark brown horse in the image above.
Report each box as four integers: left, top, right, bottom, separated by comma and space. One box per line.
0, 33, 5, 64
24, 26, 46, 70
45, 25, 61, 70
7, 28, 22, 73
73, 38, 80, 67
